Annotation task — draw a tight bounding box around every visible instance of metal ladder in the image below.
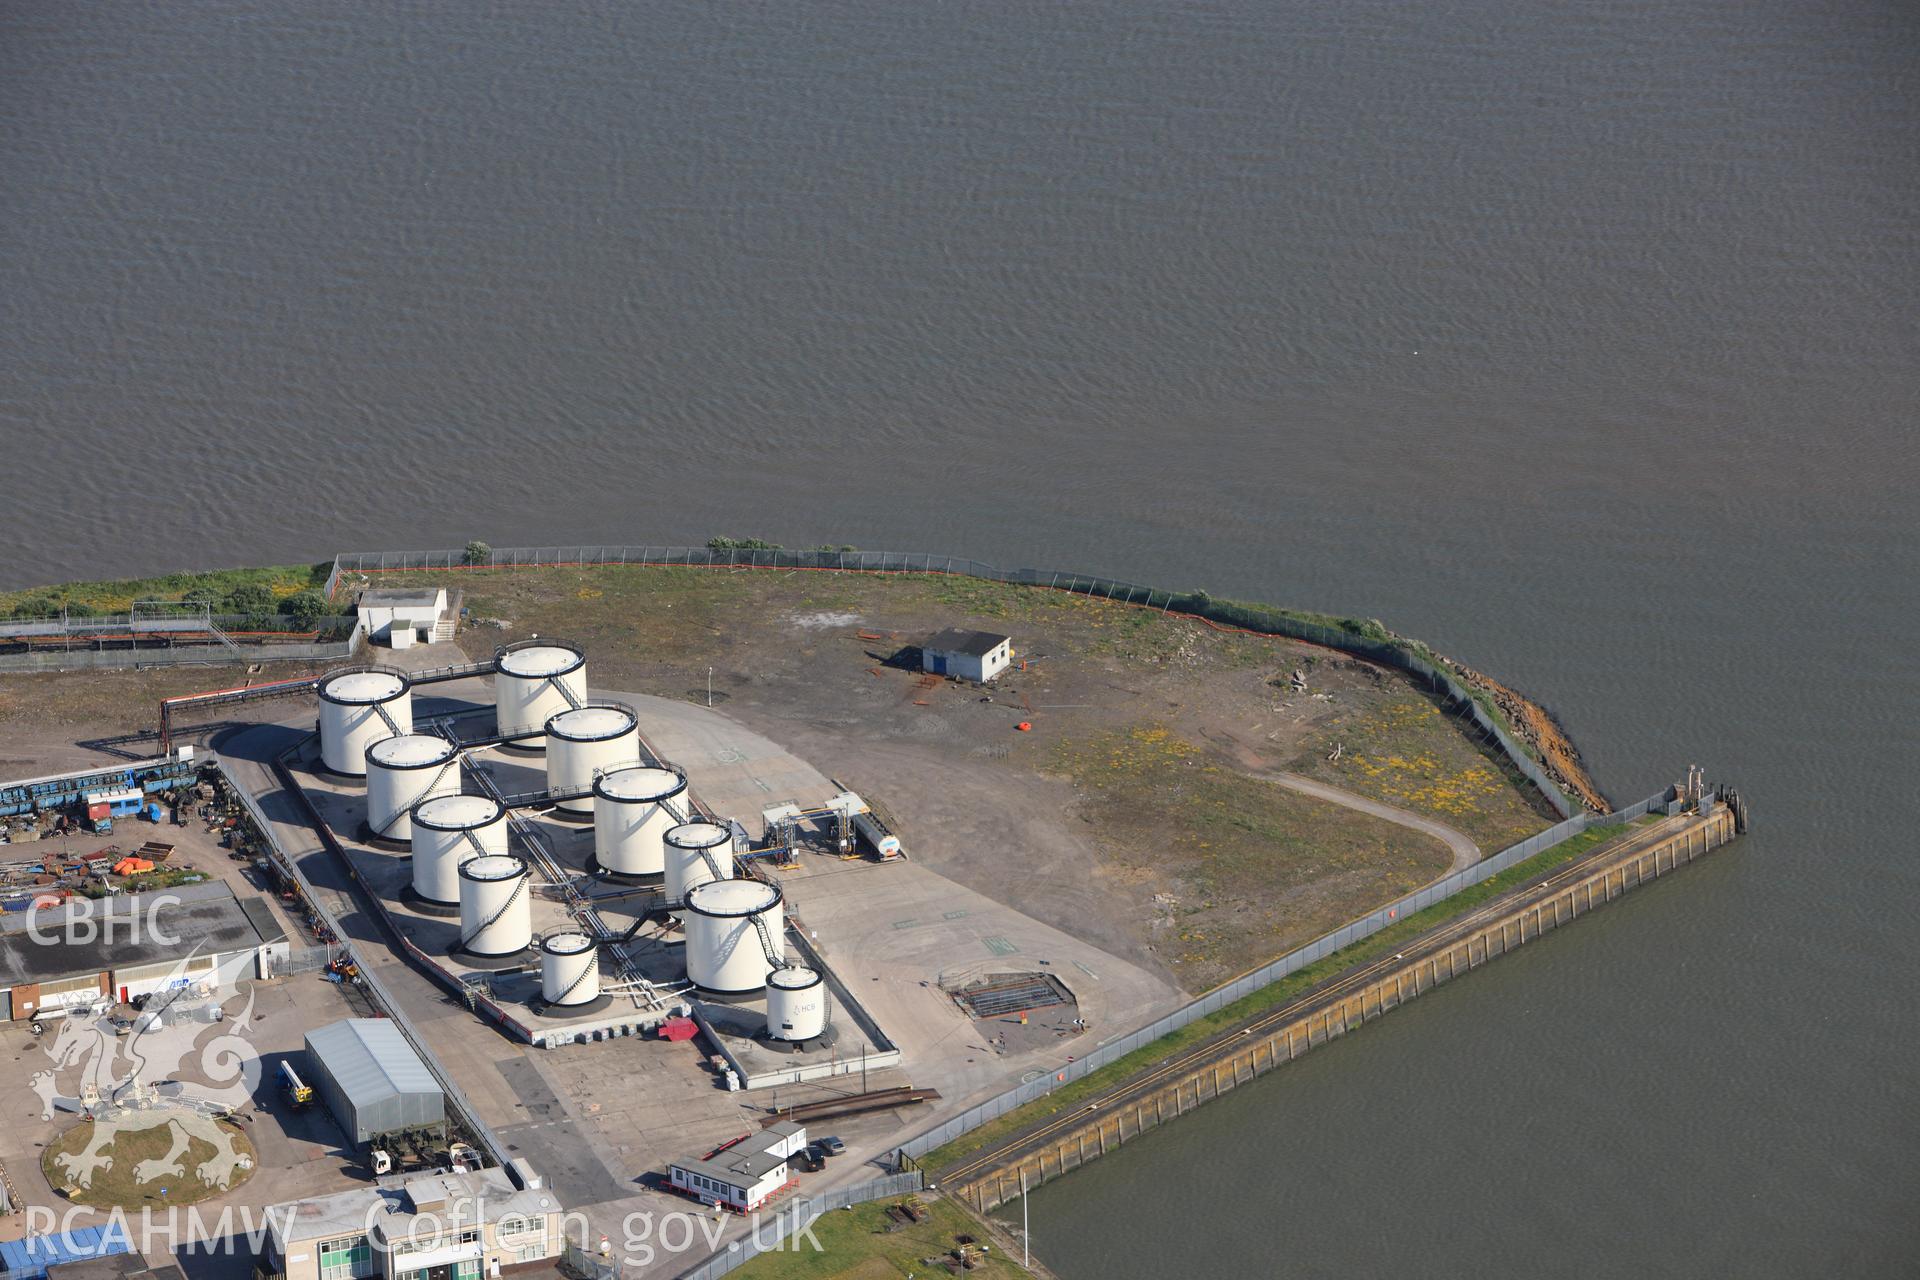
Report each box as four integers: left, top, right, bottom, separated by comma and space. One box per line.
372, 752, 466, 837
460, 865, 529, 947
749, 913, 784, 967
544, 939, 600, 1005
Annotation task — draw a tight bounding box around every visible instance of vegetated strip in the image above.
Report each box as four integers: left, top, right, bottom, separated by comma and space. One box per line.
923, 815, 1661, 1175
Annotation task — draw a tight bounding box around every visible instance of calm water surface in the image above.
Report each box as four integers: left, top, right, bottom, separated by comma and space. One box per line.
3, 1, 1916, 1274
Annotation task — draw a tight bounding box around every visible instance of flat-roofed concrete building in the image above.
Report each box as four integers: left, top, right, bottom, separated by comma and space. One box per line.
356, 589, 451, 650
264, 1166, 563, 1280
0, 882, 289, 1021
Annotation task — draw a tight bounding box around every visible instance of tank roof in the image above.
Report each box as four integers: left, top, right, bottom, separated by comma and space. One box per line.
686, 877, 781, 917
368, 734, 458, 768
320, 669, 409, 703
459, 854, 524, 881
540, 931, 596, 954
767, 965, 821, 989
595, 765, 686, 802
496, 643, 584, 677
665, 820, 731, 848
413, 794, 504, 829
546, 704, 635, 740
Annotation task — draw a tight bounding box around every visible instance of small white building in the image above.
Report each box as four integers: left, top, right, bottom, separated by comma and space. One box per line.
668, 1122, 808, 1212
921, 628, 1014, 683
357, 589, 450, 650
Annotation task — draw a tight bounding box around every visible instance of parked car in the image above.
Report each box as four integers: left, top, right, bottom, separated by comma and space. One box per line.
814, 1136, 846, 1157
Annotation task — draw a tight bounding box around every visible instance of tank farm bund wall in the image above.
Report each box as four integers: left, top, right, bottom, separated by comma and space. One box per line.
949, 805, 1739, 1214
324, 543, 1580, 817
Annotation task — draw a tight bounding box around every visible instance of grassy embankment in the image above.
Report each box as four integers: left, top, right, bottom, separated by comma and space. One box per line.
1049, 724, 1456, 984
0, 563, 331, 616
921, 814, 1660, 1172
726, 1193, 1036, 1280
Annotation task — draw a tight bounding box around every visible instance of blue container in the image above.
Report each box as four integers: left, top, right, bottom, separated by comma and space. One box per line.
147, 802, 165, 822
0, 1227, 133, 1280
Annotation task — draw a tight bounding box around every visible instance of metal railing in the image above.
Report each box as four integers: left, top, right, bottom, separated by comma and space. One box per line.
323, 543, 1573, 816
894, 788, 1673, 1163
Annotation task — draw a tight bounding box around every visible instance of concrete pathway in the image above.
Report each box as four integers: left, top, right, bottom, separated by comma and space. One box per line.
1260, 770, 1481, 874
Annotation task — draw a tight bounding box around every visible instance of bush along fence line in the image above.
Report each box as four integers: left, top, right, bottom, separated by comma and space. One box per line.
322, 543, 1577, 817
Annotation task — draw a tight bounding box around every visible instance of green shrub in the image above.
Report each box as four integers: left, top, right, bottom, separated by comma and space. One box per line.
222, 584, 277, 615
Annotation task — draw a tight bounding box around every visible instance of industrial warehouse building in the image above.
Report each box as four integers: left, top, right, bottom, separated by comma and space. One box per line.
0, 882, 290, 1021
668, 1122, 809, 1212
920, 628, 1014, 683
304, 1018, 446, 1147
264, 1164, 562, 1280
355, 588, 451, 650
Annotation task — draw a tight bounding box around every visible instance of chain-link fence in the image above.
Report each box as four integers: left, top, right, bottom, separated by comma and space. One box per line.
670, 1172, 925, 1280
270, 944, 340, 977
324, 543, 1571, 815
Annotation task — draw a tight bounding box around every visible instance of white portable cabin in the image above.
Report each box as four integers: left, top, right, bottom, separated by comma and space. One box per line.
668, 1122, 808, 1212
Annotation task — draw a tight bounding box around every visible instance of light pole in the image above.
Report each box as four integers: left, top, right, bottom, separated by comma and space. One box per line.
707, 667, 713, 707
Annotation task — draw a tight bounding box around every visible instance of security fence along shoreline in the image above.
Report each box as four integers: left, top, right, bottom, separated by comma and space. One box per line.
324, 542, 1577, 817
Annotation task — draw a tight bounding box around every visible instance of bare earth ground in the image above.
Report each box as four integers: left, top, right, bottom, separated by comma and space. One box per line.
366, 566, 1557, 991
0, 568, 1554, 992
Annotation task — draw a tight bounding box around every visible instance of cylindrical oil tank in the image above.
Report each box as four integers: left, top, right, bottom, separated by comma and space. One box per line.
684, 878, 783, 994
459, 854, 532, 957
592, 765, 689, 876
365, 734, 462, 843
540, 931, 600, 1006
664, 821, 734, 918
411, 794, 508, 905
545, 704, 640, 815
494, 642, 587, 748
317, 668, 413, 775
765, 966, 826, 1041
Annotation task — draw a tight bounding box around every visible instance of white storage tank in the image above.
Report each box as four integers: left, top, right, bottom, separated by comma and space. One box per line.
458, 854, 532, 957
411, 794, 508, 906
540, 931, 600, 1007
365, 734, 462, 843
766, 966, 826, 1041
684, 878, 784, 995
592, 765, 689, 877
317, 667, 413, 775
664, 821, 734, 918
494, 642, 587, 748
546, 704, 640, 815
